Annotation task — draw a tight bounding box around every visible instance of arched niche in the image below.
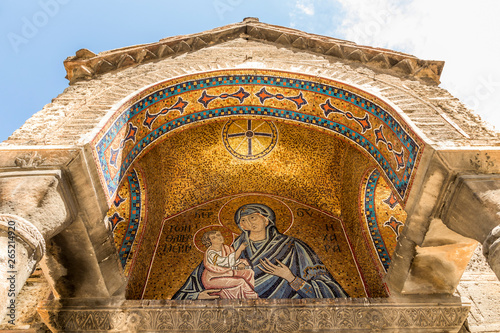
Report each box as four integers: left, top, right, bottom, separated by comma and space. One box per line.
96, 69, 421, 299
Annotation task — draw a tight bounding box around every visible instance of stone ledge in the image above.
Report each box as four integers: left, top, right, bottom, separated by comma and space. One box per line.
38, 297, 470, 332
63, 19, 444, 85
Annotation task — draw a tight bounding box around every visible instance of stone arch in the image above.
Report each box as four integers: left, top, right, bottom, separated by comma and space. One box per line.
89, 68, 429, 300
91, 68, 425, 208
4, 21, 494, 330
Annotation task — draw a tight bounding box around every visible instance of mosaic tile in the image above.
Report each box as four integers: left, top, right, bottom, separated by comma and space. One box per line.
92, 70, 423, 206
106, 167, 148, 276
118, 121, 391, 299
361, 169, 407, 273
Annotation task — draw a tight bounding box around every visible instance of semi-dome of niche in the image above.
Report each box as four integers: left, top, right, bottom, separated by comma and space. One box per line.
101, 69, 414, 300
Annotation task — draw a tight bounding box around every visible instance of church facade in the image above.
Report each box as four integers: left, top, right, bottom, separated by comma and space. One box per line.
1, 18, 499, 332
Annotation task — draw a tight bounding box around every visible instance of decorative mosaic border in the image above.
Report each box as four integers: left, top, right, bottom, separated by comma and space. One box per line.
92, 70, 423, 205
362, 169, 407, 274
116, 169, 142, 269
363, 170, 391, 272
106, 168, 147, 276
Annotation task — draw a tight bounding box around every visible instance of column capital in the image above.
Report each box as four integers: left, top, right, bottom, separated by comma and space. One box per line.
0, 213, 46, 262
0, 170, 75, 240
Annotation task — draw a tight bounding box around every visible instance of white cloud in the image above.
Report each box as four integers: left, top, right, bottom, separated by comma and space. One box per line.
296, 0, 315, 15
290, 0, 316, 28
335, 0, 500, 131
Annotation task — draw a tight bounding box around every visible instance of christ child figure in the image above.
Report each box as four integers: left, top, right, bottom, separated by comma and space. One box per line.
200, 230, 258, 299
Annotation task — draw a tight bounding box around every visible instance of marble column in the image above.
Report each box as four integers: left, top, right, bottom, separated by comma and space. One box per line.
441, 175, 500, 280
0, 214, 45, 323
0, 171, 71, 324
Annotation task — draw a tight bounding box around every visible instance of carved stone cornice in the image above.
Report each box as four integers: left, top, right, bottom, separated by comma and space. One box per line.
0, 214, 46, 261
63, 18, 444, 85
38, 297, 469, 332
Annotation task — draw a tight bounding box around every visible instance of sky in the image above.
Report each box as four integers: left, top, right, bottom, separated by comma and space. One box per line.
1, 0, 499, 143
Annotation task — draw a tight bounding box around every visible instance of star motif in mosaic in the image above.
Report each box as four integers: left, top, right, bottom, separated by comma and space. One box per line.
119, 123, 138, 149
143, 97, 188, 129
198, 87, 250, 108
108, 212, 125, 231
374, 125, 405, 171
383, 192, 399, 209
374, 125, 387, 145
384, 216, 404, 238
321, 98, 372, 133
320, 98, 343, 117
255, 87, 308, 109
109, 147, 120, 168
113, 193, 126, 207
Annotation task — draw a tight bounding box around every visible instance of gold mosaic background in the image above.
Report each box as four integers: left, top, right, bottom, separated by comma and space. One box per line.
143, 194, 365, 299
116, 119, 400, 299
375, 175, 407, 255
94, 69, 424, 206
106, 167, 148, 277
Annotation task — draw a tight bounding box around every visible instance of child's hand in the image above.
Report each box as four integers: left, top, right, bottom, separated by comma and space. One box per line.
240, 242, 248, 249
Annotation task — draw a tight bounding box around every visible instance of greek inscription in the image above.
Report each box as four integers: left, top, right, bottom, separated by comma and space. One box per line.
165, 234, 191, 243
324, 243, 341, 253
296, 208, 313, 217
324, 223, 341, 253
323, 234, 337, 242
169, 225, 191, 233
193, 210, 213, 219
163, 243, 192, 253
165, 224, 194, 253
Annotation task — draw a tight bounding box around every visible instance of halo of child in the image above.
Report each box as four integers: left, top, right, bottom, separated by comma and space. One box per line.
193, 225, 234, 253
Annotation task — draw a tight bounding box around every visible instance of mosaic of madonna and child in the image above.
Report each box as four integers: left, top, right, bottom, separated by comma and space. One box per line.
173, 203, 349, 300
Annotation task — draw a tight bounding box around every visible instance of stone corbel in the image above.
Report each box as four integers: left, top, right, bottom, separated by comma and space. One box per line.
441, 174, 500, 280
400, 218, 477, 294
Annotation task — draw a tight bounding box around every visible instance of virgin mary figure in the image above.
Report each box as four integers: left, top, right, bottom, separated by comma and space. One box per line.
172, 203, 348, 300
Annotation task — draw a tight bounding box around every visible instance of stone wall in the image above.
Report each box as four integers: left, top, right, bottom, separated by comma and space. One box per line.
457, 245, 500, 332
1, 22, 499, 333
0, 266, 51, 332
3, 38, 498, 148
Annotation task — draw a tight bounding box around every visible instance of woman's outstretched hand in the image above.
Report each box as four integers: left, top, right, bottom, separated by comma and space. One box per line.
260, 258, 295, 282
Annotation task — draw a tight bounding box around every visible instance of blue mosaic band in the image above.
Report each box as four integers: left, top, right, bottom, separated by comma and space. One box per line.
364, 169, 391, 272
93, 72, 422, 205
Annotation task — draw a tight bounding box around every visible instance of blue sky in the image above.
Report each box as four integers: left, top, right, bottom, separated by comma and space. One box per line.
1, 0, 499, 142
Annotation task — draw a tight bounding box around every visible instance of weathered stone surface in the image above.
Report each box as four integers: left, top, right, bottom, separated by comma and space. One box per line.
441, 175, 500, 280
401, 219, 477, 294
0, 266, 51, 331
484, 225, 500, 281
37, 297, 470, 333
456, 244, 500, 333
3, 36, 498, 147
0, 173, 69, 239
0, 215, 44, 325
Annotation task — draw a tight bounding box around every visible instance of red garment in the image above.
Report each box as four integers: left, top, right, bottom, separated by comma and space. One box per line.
201, 244, 258, 299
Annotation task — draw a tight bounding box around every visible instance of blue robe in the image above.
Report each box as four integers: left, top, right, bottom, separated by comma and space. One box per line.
172, 225, 348, 300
